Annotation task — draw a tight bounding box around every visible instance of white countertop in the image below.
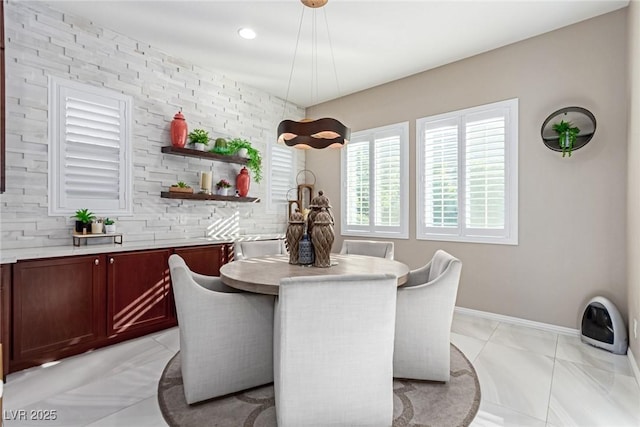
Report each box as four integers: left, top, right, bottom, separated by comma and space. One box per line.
0, 234, 285, 264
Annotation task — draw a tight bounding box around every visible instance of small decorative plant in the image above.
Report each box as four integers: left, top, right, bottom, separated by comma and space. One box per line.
169, 181, 193, 193
216, 179, 232, 189
72, 208, 95, 224
211, 137, 232, 155
104, 218, 116, 234
227, 138, 263, 183
188, 129, 210, 147
552, 120, 580, 158
71, 208, 95, 233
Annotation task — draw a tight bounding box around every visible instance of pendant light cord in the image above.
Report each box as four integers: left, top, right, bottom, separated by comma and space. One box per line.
281, 7, 307, 119
323, 8, 341, 96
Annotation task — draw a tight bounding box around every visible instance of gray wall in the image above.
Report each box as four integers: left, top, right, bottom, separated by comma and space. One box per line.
627, 0, 639, 371
1, 1, 304, 250
307, 10, 628, 329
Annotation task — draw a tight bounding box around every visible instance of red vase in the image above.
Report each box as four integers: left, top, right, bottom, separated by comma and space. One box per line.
236, 167, 250, 197
170, 111, 188, 148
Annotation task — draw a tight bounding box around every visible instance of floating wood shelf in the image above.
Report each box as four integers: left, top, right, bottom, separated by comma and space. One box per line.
161, 146, 248, 164
161, 192, 259, 203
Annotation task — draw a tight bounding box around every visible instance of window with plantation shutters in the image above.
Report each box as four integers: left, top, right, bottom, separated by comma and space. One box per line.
417, 99, 518, 245
49, 77, 132, 216
341, 122, 408, 238
268, 143, 295, 214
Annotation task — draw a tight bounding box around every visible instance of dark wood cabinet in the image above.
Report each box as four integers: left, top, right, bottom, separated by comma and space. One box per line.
11, 255, 106, 371
1, 263, 10, 378
5, 243, 230, 373
106, 249, 173, 338
173, 244, 226, 276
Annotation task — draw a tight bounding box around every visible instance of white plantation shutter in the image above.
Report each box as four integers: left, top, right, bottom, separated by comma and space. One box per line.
465, 111, 506, 232
422, 118, 459, 232
49, 77, 132, 216
374, 135, 401, 227
345, 140, 370, 227
268, 144, 295, 213
417, 99, 518, 245
341, 122, 408, 238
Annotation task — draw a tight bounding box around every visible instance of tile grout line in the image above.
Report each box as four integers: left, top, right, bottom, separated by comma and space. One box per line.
84, 395, 167, 427
544, 334, 561, 424
474, 319, 501, 361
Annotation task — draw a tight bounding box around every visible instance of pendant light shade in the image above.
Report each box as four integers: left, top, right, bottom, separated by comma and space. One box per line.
277, 0, 350, 149
278, 117, 350, 149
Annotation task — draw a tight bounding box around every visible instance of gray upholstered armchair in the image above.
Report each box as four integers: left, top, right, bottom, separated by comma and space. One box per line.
274, 274, 397, 426
338, 239, 394, 259
233, 239, 288, 260
168, 254, 275, 404
393, 249, 462, 382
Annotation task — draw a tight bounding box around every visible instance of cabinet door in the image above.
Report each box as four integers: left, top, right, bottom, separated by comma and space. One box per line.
12, 256, 106, 365
1, 263, 11, 378
107, 249, 172, 338
173, 245, 225, 276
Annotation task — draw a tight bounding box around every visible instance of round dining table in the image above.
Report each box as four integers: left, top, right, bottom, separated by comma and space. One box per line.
219, 253, 410, 295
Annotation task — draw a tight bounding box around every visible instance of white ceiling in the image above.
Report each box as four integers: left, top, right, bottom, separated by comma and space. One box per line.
46, 0, 628, 107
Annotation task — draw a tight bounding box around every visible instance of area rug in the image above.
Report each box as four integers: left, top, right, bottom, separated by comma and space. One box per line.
158, 344, 480, 427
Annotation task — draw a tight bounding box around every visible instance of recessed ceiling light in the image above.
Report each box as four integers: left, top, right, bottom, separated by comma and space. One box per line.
238, 28, 257, 40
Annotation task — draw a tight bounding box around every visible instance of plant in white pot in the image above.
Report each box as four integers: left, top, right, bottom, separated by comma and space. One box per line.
188, 129, 210, 151
104, 218, 116, 234
216, 179, 232, 196
227, 138, 263, 183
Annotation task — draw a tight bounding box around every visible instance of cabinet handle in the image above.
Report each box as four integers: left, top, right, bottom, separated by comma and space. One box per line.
110, 258, 114, 264
94, 259, 99, 265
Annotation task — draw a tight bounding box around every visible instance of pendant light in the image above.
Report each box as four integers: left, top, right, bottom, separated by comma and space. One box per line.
277, 0, 350, 149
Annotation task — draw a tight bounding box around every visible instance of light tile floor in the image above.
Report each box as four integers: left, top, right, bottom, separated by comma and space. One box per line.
3, 312, 639, 426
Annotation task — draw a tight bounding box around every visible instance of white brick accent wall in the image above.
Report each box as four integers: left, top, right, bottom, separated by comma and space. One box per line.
1, 2, 305, 250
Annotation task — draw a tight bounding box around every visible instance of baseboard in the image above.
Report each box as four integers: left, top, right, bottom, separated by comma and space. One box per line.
454, 306, 580, 336
628, 347, 640, 387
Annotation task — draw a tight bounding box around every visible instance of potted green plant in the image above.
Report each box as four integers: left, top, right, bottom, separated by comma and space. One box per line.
169, 181, 193, 194
104, 218, 116, 234
188, 129, 210, 152
552, 120, 580, 158
216, 179, 232, 196
72, 208, 95, 233
227, 138, 263, 183
210, 137, 232, 155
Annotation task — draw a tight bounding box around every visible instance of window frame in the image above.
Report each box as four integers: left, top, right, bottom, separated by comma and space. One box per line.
341, 121, 409, 239
416, 98, 518, 245
48, 76, 133, 217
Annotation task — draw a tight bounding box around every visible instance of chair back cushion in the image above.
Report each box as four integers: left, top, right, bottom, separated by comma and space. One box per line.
339, 239, 394, 259
275, 273, 397, 426
394, 250, 461, 381
427, 249, 457, 282
168, 254, 275, 404
235, 240, 286, 260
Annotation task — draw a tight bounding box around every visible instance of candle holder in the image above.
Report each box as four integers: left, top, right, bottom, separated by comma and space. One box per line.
199, 171, 213, 195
